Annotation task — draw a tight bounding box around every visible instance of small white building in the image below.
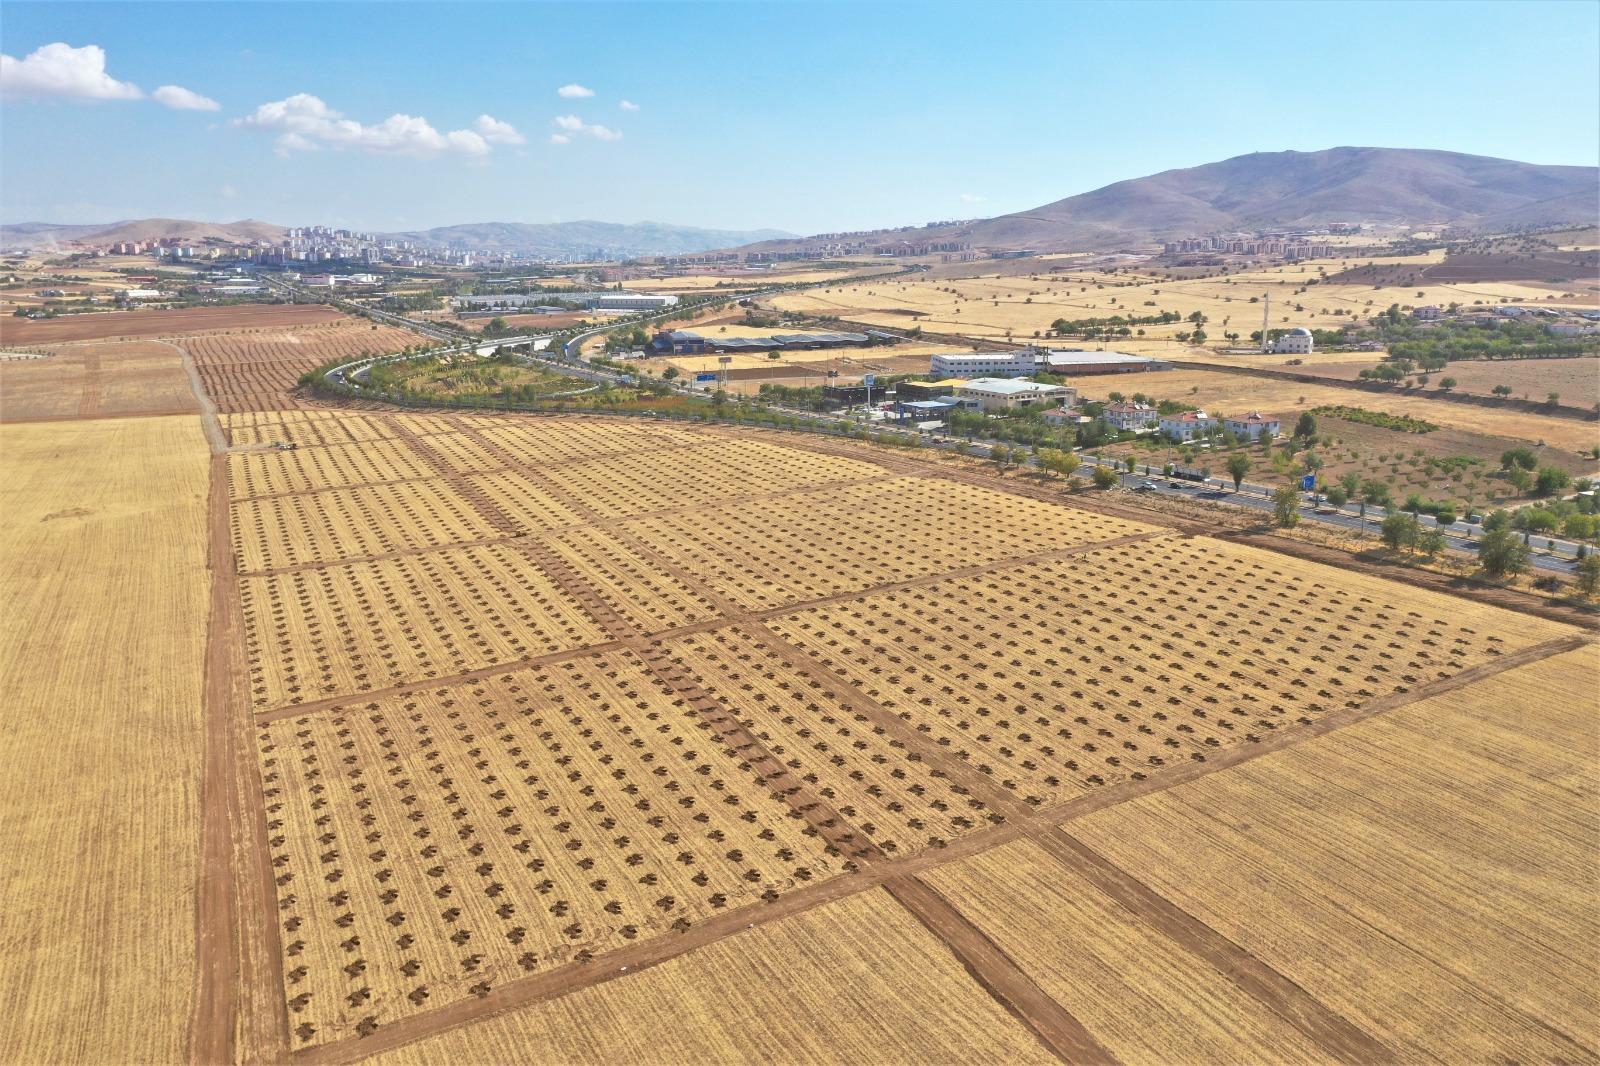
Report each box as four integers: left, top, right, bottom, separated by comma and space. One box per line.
1099, 401, 1157, 432
1223, 411, 1281, 441
117, 289, 167, 299
956, 377, 1076, 412
1272, 327, 1314, 355
1159, 410, 1219, 441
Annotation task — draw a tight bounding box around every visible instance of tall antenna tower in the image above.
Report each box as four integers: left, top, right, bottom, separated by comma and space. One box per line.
1261, 292, 1271, 353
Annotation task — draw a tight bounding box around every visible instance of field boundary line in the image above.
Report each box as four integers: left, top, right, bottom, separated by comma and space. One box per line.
193, 443, 290, 1064
1034, 828, 1395, 1064
162, 339, 228, 454
883, 875, 1117, 1065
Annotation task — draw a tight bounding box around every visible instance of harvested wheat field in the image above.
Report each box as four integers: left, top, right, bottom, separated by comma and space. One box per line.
0, 301, 348, 344
0, 414, 212, 1064
1072, 643, 1600, 1064
8, 384, 1599, 1064
0, 339, 196, 422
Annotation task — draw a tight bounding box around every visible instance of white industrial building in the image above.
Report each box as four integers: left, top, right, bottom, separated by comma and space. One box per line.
956, 377, 1077, 412
1039, 349, 1166, 374
1272, 327, 1314, 355
929, 350, 1043, 377
592, 292, 679, 311
929, 347, 1164, 378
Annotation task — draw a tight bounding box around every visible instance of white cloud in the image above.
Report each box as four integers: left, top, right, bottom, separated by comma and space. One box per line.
220, 184, 238, 199
550, 114, 622, 143
0, 42, 142, 101
548, 133, 570, 145
961, 193, 987, 203
473, 114, 525, 145
557, 83, 594, 98
619, 99, 639, 111
153, 84, 220, 111
233, 93, 494, 160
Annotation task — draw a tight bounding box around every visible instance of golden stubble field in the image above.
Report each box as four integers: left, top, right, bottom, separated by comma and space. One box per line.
0, 414, 212, 1064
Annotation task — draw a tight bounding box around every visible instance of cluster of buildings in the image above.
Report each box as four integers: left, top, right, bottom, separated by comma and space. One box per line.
1041, 397, 1281, 442
450, 291, 679, 317
1162, 235, 1340, 259
291, 272, 383, 288
1157, 410, 1280, 442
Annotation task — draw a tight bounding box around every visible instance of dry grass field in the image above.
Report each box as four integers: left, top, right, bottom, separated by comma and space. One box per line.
0, 414, 212, 1064
0, 301, 348, 344
8, 326, 1598, 1066
1072, 644, 1600, 1064
768, 253, 1596, 345
0, 340, 196, 422
1081, 365, 1600, 455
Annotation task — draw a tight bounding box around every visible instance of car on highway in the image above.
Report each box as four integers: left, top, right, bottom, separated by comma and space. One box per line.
1136, 480, 1159, 491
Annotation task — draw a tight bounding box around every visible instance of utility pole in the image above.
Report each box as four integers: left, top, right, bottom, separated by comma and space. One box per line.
1261, 292, 1271, 353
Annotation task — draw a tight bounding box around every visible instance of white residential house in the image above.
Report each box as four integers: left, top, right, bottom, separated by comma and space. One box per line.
1099, 401, 1157, 432
1223, 411, 1281, 441
1159, 410, 1218, 441
1413, 305, 1442, 321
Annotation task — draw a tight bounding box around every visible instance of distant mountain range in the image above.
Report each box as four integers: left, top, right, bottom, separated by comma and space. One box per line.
736, 147, 1600, 255
0, 217, 792, 259
1, 218, 290, 252
387, 220, 794, 258
6, 148, 1593, 260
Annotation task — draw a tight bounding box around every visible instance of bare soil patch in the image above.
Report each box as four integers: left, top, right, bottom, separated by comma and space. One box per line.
0, 303, 346, 344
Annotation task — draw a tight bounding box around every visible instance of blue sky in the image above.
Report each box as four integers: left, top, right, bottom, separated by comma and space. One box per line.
3, 1, 1597, 235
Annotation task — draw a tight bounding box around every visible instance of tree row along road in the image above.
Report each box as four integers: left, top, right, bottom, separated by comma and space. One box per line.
275, 269, 1585, 577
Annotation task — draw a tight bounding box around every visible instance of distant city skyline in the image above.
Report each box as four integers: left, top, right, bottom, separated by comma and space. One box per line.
3, 0, 1597, 235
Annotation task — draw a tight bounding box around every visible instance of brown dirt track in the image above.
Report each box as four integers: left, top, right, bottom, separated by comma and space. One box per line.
0, 302, 346, 344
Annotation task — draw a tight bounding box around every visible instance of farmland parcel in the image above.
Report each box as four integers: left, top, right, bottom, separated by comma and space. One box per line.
5, 335, 1595, 1063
